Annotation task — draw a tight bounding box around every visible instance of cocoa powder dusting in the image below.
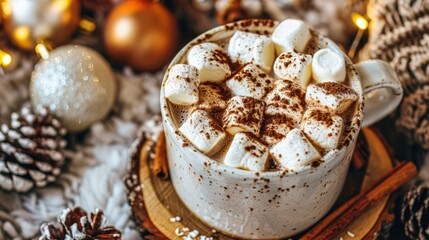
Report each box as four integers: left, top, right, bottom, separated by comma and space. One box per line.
261, 114, 296, 142
209, 49, 230, 67
264, 114, 295, 126
245, 145, 257, 151
318, 82, 356, 96
209, 117, 224, 132
210, 108, 225, 124
223, 97, 265, 127
311, 160, 323, 168
308, 108, 334, 127
167, 21, 360, 173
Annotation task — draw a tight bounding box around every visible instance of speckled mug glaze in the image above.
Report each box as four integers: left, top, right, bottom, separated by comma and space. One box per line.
160, 19, 402, 239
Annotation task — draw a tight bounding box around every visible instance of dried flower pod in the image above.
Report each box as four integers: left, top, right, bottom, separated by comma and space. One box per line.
39, 207, 122, 240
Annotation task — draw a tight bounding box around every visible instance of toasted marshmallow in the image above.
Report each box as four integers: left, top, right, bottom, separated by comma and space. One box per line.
179, 110, 226, 155
226, 64, 273, 99
223, 96, 265, 136
224, 133, 269, 172
192, 82, 228, 112
187, 43, 231, 82
264, 79, 306, 122
272, 19, 311, 54
164, 64, 200, 105
270, 129, 321, 171
261, 114, 296, 145
274, 51, 312, 89
228, 31, 275, 72
301, 108, 344, 150
312, 48, 346, 83
306, 82, 358, 114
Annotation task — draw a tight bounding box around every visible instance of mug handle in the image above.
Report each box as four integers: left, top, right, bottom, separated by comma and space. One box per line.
354, 60, 403, 128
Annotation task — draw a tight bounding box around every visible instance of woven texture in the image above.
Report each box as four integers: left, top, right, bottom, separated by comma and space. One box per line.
367, 0, 429, 94
396, 85, 429, 149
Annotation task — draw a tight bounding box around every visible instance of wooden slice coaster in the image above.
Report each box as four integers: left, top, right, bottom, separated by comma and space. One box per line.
125, 127, 396, 239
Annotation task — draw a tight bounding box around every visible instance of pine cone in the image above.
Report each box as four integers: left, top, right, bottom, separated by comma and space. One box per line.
0, 106, 68, 193
396, 84, 429, 149
40, 207, 122, 240
401, 184, 429, 239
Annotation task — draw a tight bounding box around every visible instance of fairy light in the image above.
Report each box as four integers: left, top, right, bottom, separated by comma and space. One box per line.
35, 39, 54, 60
0, 49, 12, 75
0, 49, 12, 67
0, 49, 12, 76
79, 17, 96, 34
352, 12, 369, 30
348, 12, 369, 59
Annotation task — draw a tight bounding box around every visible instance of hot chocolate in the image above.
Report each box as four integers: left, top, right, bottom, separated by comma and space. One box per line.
164, 19, 358, 173
160, 19, 402, 239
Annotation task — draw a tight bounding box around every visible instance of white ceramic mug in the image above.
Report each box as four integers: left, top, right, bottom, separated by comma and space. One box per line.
160, 20, 403, 239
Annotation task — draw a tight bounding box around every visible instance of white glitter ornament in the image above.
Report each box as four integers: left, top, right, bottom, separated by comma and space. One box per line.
30, 45, 117, 132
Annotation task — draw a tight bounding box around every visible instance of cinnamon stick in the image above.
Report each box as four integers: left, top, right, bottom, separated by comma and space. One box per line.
153, 131, 169, 180
301, 161, 417, 240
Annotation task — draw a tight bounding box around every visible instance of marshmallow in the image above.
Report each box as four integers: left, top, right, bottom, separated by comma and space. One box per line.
261, 114, 296, 145
187, 43, 231, 82
253, 36, 276, 72
272, 19, 311, 54
270, 129, 321, 171
264, 80, 306, 123
164, 64, 200, 105
312, 48, 346, 83
223, 96, 265, 136
274, 51, 312, 89
179, 110, 226, 155
226, 64, 273, 99
306, 82, 358, 114
301, 108, 344, 150
228, 31, 275, 72
228, 31, 255, 64
224, 133, 269, 172
191, 82, 228, 112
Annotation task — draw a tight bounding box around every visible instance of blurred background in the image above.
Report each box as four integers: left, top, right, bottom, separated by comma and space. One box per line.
0, 0, 428, 239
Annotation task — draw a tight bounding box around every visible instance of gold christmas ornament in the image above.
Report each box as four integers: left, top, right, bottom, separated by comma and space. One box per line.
0, 0, 80, 51
30, 45, 117, 132
103, 0, 179, 71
